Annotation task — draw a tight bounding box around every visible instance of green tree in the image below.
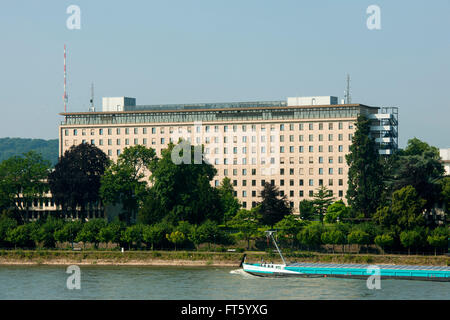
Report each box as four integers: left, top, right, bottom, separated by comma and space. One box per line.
100, 145, 157, 224
400, 230, 421, 255
296, 223, 323, 251
33, 217, 64, 248
98, 221, 125, 245
149, 141, 222, 224
196, 220, 221, 251
298, 200, 315, 221
6, 224, 34, 249
138, 189, 165, 225
324, 200, 350, 223
188, 224, 205, 251
346, 114, 384, 217
54, 220, 83, 246
259, 182, 292, 228
75, 219, 107, 248
143, 222, 171, 250
387, 138, 444, 211
217, 177, 241, 223
121, 224, 145, 249
320, 229, 347, 253
48, 144, 108, 220
166, 231, 185, 251
312, 185, 335, 224
427, 227, 448, 256
228, 208, 260, 249
274, 214, 304, 248
0, 216, 17, 247
374, 185, 426, 233
0, 151, 50, 215
374, 233, 394, 254
403, 137, 441, 157
347, 230, 371, 253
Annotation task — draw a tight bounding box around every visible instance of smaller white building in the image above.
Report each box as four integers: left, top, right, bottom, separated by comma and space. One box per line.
287, 96, 338, 106
440, 148, 450, 176
102, 97, 136, 112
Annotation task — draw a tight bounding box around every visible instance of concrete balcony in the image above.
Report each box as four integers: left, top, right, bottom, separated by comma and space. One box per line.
379, 149, 393, 155
375, 137, 393, 143
370, 125, 392, 131
368, 113, 392, 120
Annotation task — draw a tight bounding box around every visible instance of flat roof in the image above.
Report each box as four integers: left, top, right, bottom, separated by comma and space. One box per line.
60, 103, 378, 116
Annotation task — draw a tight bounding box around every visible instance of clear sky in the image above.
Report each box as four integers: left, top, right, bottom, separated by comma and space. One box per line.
0, 0, 449, 148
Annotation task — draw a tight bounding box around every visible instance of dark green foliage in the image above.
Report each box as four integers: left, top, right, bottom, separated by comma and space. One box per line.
137, 189, 165, 225
274, 214, 304, 248
347, 230, 371, 247
6, 224, 37, 249
217, 177, 241, 223
0, 151, 51, 213
121, 224, 145, 249
33, 217, 64, 248
148, 142, 222, 225
400, 230, 423, 255
388, 144, 444, 211
259, 182, 292, 227
75, 219, 107, 248
0, 216, 18, 247
373, 185, 426, 233
228, 208, 260, 249
98, 221, 126, 245
325, 200, 350, 223
346, 115, 384, 217
321, 229, 346, 253
296, 223, 323, 249
0, 138, 58, 166
312, 185, 335, 224
374, 233, 395, 253
54, 220, 83, 244
298, 200, 315, 221
427, 227, 449, 255
48, 143, 108, 219
100, 145, 157, 224
143, 221, 174, 250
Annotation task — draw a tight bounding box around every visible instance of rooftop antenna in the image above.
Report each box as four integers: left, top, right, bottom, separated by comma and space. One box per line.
89, 82, 95, 112
344, 74, 351, 104
63, 44, 68, 113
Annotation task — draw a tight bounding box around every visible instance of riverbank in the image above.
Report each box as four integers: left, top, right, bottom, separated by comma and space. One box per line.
0, 249, 449, 267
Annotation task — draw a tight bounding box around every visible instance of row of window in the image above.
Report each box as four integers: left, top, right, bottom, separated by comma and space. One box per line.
236, 189, 344, 198
65, 122, 355, 137
65, 138, 350, 155
201, 134, 353, 143
214, 178, 345, 187
217, 167, 345, 175
241, 192, 346, 209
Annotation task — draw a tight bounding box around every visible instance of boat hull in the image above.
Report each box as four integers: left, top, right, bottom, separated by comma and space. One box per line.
242, 262, 450, 282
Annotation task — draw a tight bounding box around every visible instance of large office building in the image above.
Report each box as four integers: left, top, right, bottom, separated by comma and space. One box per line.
59, 96, 398, 213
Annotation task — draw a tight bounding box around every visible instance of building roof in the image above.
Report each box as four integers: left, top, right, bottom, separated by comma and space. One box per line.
60, 103, 378, 116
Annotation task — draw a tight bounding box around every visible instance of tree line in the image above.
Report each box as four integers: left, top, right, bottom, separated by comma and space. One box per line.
0, 115, 448, 255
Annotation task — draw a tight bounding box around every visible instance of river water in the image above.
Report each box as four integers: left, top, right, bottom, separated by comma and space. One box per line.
0, 265, 448, 300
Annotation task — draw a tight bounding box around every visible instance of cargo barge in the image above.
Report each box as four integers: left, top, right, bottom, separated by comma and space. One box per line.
241, 231, 450, 282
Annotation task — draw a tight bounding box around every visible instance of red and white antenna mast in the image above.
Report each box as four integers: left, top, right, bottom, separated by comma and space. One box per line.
63, 44, 68, 113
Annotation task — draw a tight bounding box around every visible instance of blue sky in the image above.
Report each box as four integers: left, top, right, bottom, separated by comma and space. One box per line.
0, 0, 449, 148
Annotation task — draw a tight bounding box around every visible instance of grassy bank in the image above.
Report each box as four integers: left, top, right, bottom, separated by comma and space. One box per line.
0, 249, 449, 267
